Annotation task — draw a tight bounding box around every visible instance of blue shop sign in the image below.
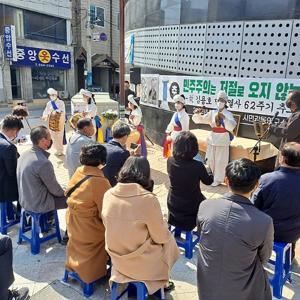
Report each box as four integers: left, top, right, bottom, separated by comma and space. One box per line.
12, 46, 71, 69
3, 25, 17, 61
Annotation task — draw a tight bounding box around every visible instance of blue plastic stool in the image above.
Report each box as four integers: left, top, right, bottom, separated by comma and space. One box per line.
269, 242, 292, 299
18, 209, 61, 255
170, 227, 200, 259
63, 259, 112, 297
63, 270, 96, 297
0, 202, 19, 234
111, 281, 164, 300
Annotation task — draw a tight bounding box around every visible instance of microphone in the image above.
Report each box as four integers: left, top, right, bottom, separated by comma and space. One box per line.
270, 112, 279, 124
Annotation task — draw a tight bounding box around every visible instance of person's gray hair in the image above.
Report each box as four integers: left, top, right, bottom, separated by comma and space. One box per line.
30, 126, 49, 145
112, 121, 131, 139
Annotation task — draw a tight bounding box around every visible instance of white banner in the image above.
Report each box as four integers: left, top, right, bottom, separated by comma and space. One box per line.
158, 75, 300, 117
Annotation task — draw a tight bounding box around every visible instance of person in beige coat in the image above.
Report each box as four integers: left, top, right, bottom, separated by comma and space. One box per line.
102, 157, 180, 295
65, 143, 111, 283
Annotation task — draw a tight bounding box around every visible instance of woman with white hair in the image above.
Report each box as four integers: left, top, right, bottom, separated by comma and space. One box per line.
163, 94, 190, 158
192, 90, 237, 186
42, 88, 66, 156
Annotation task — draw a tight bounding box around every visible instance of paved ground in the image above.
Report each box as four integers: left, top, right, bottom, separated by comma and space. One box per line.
3, 111, 300, 299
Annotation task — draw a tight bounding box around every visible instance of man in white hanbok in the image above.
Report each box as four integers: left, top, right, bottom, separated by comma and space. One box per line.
42, 88, 66, 156
192, 91, 236, 186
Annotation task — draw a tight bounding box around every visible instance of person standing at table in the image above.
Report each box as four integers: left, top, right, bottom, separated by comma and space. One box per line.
192, 91, 236, 186
42, 88, 66, 156
268, 90, 300, 167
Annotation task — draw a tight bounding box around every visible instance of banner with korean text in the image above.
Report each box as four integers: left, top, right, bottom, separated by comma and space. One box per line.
158, 75, 300, 118
12, 46, 71, 69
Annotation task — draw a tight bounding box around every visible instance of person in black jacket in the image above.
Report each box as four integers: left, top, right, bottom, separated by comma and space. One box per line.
167, 131, 214, 231
104, 121, 140, 186
253, 142, 300, 259
0, 234, 29, 300
0, 116, 23, 204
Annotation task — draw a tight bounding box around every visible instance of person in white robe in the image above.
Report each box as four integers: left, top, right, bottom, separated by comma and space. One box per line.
192, 90, 236, 186
163, 95, 190, 158
42, 88, 66, 156
79, 89, 98, 119
128, 95, 147, 156
166, 94, 190, 142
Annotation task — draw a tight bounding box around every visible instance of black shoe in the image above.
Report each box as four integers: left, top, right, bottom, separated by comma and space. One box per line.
7, 287, 29, 300
61, 231, 69, 246
164, 281, 175, 292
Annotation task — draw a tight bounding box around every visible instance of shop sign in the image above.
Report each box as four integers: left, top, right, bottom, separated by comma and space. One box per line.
159, 75, 300, 117
12, 46, 71, 69
3, 25, 17, 61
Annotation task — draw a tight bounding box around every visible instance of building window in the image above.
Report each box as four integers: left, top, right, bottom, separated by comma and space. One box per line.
10, 67, 22, 99
32, 68, 65, 99
90, 5, 105, 27
23, 10, 67, 44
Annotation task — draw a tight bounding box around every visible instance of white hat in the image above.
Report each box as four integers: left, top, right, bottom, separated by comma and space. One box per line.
217, 90, 228, 102
47, 88, 58, 95
173, 94, 185, 105
79, 89, 92, 98
128, 94, 139, 107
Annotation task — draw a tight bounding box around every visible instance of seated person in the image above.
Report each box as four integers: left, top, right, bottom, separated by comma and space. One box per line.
0, 234, 29, 300
102, 157, 180, 295
253, 142, 300, 259
104, 121, 139, 186
167, 131, 213, 231
65, 118, 95, 178
17, 126, 67, 213
197, 159, 273, 300
65, 143, 111, 283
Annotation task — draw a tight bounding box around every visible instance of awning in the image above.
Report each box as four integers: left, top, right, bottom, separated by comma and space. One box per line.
75, 47, 87, 61
92, 54, 119, 68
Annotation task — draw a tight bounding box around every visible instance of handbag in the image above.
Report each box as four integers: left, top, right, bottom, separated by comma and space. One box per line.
66, 175, 93, 198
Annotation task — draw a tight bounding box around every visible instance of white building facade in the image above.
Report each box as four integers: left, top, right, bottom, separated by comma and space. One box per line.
72, 0, 119, 97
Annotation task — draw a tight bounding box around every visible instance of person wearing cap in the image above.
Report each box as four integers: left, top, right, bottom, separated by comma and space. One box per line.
192, 90, 236, 186
128, 95, 147, 156
76, 89, 100, 141
42, 88, 66, 156
164, 94, 190, 158
79, 89, 98, 119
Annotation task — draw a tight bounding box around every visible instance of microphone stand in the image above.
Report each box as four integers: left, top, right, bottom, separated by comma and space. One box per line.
250, 126, 270, 162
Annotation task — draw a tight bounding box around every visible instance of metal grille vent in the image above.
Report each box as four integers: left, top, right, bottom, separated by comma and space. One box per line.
158, 25, 179, 71
203, 22, 243, 77
240, 20, 292, 78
